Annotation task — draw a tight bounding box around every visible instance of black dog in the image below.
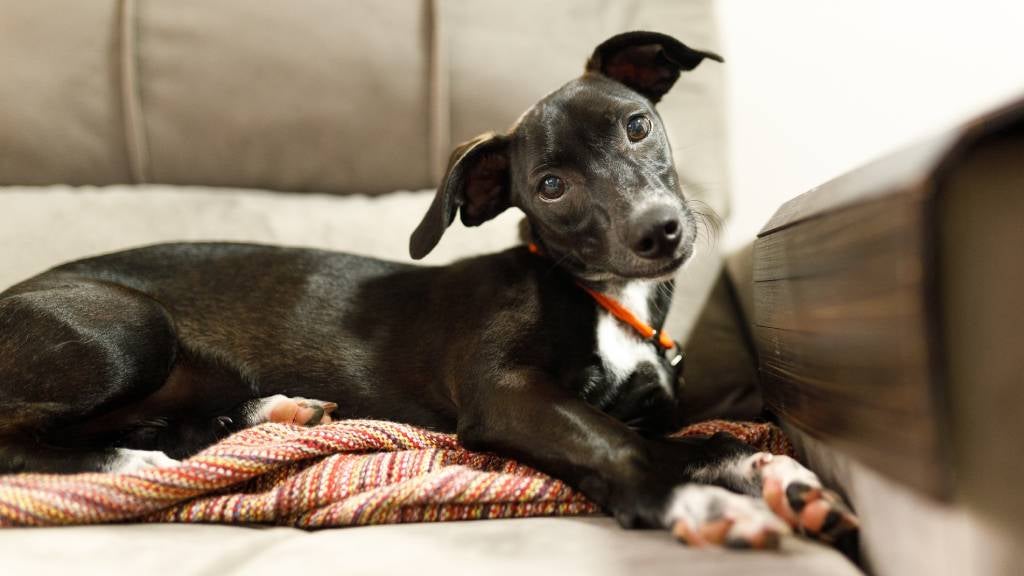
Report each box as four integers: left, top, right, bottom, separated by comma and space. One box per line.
0, 32, 856, 548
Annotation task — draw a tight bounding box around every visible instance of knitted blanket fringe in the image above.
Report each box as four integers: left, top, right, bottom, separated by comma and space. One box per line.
0, 419, 793, 528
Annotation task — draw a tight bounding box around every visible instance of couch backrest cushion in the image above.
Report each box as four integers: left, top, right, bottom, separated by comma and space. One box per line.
0, 1, 134, 185
0, 0, 725, 211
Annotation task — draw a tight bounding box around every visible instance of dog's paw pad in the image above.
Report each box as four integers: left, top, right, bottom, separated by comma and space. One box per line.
665, 485, 790, 550
259, 395, 338, 426
759, 455, 859, 542
795, 490, 859, 543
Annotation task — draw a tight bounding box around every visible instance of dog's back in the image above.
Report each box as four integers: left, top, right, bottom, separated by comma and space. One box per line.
0, 241, 605, 467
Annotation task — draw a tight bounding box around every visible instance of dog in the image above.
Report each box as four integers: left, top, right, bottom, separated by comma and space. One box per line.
0, 32, 857, 549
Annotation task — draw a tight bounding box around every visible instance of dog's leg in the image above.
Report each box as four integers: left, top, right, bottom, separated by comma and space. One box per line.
456, 371, 788, 548
688, 450, 860, 546
0, 280, 180, 474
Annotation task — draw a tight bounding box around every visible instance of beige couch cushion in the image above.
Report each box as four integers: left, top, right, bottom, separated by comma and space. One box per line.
0, 1, 132, 185
0, 0, 434, 194
135, 0, 433, 194
0, 185, 516, 289
0, 518, 862, 576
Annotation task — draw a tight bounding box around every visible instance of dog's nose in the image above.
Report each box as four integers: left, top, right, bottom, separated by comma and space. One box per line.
628, 206, 682, 259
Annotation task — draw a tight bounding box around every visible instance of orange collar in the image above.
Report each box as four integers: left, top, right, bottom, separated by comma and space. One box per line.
527, 242, 683, 367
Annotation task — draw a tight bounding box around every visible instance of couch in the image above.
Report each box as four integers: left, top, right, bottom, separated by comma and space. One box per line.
0, 1, 860, 574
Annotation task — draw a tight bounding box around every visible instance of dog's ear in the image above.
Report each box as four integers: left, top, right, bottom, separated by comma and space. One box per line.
586, 31, 723, 103
409, 132, 511, 260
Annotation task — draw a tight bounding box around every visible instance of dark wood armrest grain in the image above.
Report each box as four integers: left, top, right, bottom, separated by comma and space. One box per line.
753, 95, 1024, 500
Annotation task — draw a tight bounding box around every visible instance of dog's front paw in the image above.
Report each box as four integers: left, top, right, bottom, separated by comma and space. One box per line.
664, 484, 791, 549
747, 453, 859, 545
256, 395, 338, 426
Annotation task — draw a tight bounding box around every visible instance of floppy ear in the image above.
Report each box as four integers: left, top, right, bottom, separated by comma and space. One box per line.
409, 132, 511, 259
585, 31, 723, 103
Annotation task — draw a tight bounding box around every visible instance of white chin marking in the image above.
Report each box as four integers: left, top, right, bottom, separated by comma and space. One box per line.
104, 448, 180, 473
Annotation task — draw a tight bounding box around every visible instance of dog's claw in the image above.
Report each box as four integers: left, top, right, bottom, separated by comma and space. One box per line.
785, 482, 816, 513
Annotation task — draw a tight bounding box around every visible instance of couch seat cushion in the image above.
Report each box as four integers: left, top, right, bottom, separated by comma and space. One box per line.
0, 518, 862, 576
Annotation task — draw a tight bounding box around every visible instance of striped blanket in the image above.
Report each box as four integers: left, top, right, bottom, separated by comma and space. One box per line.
0, 419, 792, 528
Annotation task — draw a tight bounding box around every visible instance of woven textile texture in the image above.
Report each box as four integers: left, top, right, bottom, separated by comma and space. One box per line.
0, 419, 793, 528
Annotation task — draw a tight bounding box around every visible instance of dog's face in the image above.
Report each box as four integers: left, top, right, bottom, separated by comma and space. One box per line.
508, 74, 694, 281
410, 32, 722, 283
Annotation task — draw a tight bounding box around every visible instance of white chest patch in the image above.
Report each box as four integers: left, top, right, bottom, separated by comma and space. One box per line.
594, 281, 670, 393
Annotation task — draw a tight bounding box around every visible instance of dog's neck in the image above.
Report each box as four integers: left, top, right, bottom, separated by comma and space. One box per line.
604, 278, 675, 332
604, 280, 656, 324
522, 231, 676, 331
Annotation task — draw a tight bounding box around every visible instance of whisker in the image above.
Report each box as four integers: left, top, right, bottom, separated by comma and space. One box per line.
685, 199, 723, 250
650, 282, 675, 317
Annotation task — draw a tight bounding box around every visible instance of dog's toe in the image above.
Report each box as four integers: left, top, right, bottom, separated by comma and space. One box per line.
802, 491, 859, 543
758, 455, 860, 542
665, 484, 790, 550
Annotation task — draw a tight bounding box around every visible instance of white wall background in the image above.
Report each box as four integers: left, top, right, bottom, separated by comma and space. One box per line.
716, 0, 1024, 249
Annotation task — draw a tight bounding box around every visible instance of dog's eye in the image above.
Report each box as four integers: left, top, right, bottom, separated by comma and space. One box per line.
538, 175, 566, 201
626, 114, 652, 142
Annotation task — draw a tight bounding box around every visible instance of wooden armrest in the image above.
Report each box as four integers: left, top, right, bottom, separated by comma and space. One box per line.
753, 96, 1024, 508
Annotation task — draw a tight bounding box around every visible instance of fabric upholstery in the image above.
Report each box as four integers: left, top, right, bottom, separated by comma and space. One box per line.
0, 519, 863, 576
0, 1, 132, 185
676, 270, 763, 423
0, 186, 514, 289
0, 0, 432, 194
134, 0, 433, 193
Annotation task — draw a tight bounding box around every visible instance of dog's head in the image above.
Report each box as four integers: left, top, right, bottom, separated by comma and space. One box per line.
409, 31, 722, 282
